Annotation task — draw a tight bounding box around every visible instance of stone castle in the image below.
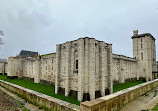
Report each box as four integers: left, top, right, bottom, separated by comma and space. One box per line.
0, 30, 157, 102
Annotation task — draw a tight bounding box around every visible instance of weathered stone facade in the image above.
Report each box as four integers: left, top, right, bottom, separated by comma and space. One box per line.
132, 30, 157, 81
7, 57, 23, 78
0, 59, 7, 75
1, 30, 157, 102
112, 54, 138, 84
7, 54, 56, 85
55, 37, 113, 101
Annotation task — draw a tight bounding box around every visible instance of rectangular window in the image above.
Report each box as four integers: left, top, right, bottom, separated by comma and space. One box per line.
76, 60, 78, 70
141, 52, 143, 60
141, 43, 143, 49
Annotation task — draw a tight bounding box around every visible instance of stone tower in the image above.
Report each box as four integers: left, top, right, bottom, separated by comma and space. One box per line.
8, 57, 23, 79
55, 37, 113, 102
132, 30, 157, 81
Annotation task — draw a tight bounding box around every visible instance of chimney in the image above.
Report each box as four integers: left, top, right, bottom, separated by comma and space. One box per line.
133, 30, 138, 36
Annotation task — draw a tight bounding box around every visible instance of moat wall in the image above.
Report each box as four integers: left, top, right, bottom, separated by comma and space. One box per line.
0, 80, 80, 111
1, 77, 158, 111
80, 78, 158, 111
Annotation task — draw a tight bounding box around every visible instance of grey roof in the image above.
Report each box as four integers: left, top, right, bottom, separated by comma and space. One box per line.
132, 33, 155, 40
19, 50, 38, 57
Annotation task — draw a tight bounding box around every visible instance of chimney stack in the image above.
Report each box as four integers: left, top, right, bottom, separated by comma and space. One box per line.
133, 30, 138, 36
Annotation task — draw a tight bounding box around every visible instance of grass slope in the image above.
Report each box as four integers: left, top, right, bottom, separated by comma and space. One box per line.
0, 75, 80, 105
152, 104, 158, 111
113, 80, 144, 93
0, 75, 144, 105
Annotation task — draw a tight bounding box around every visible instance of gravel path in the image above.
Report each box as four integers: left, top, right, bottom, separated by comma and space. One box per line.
0, 89, 20, 111
0, 86, 44, 111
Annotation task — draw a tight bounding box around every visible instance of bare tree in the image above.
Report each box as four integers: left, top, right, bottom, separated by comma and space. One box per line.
0, 30, 4, 45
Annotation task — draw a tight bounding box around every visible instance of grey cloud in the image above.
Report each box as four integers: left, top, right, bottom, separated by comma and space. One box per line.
0, 0, 158, 60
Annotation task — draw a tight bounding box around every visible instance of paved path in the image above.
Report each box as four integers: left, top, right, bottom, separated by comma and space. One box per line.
120, 87, 158, 111
0, 86, 44, 111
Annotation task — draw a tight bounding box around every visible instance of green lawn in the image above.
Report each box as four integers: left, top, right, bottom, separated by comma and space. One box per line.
0, 75, 144, 105
152, 104, 158, 111
113, 80, 144, 93
0, 75, 80, 105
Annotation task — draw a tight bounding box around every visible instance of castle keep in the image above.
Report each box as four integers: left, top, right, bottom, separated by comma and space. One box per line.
1, 30, 157, 102
55, 38, 113, 101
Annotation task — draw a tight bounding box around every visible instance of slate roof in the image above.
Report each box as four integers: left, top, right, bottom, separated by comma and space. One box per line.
132, 33, 155, 40
19, 50, 38, 57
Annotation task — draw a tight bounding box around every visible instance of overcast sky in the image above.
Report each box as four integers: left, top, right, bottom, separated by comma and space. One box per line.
0, 0, 158, 60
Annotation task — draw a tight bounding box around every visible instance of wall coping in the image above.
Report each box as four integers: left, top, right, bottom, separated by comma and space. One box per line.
81, 79, 158, 107
0, 80, 80, 111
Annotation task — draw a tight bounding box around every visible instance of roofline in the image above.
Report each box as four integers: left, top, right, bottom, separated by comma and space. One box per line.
131, 33, 156, 40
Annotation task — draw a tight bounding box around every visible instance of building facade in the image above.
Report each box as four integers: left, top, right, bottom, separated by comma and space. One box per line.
55, 38, 113, 101
0, 59, 7, 75
1, 30, 157, 102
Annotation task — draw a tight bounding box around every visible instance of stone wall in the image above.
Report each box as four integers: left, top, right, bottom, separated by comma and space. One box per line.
0, 62, 5, 74
40, 54, 56, 84
8, 57, 23, 78
23, 58, 36, 79
55, 37, 113, 102
4, 63, 8, 74
132, 32, 157, 81
7, 54, 56, 84
112, 54, 138, 84
0, 59, 7, 74
0, 80, 80, 111
80, 78, 158, 111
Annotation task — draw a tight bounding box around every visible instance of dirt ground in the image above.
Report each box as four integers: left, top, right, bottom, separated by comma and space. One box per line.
0, 86, 44, 111
0, 89, 21, 111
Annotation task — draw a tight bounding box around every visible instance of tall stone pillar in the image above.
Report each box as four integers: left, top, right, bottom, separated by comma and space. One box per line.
18, 58, 23, 79
107, 44, 113, 94
119, 59, 125, 83
2, 63, 5, 75
84, 38, 89, 93
100, 42, 107, 96
136, 63, 139, 80
65, 42, 71, 96
89, 39, 96, 100
55, 44, 61, 94
145, 37, 150, 81
34, 57, 41, 83
78, 38, 85, 101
